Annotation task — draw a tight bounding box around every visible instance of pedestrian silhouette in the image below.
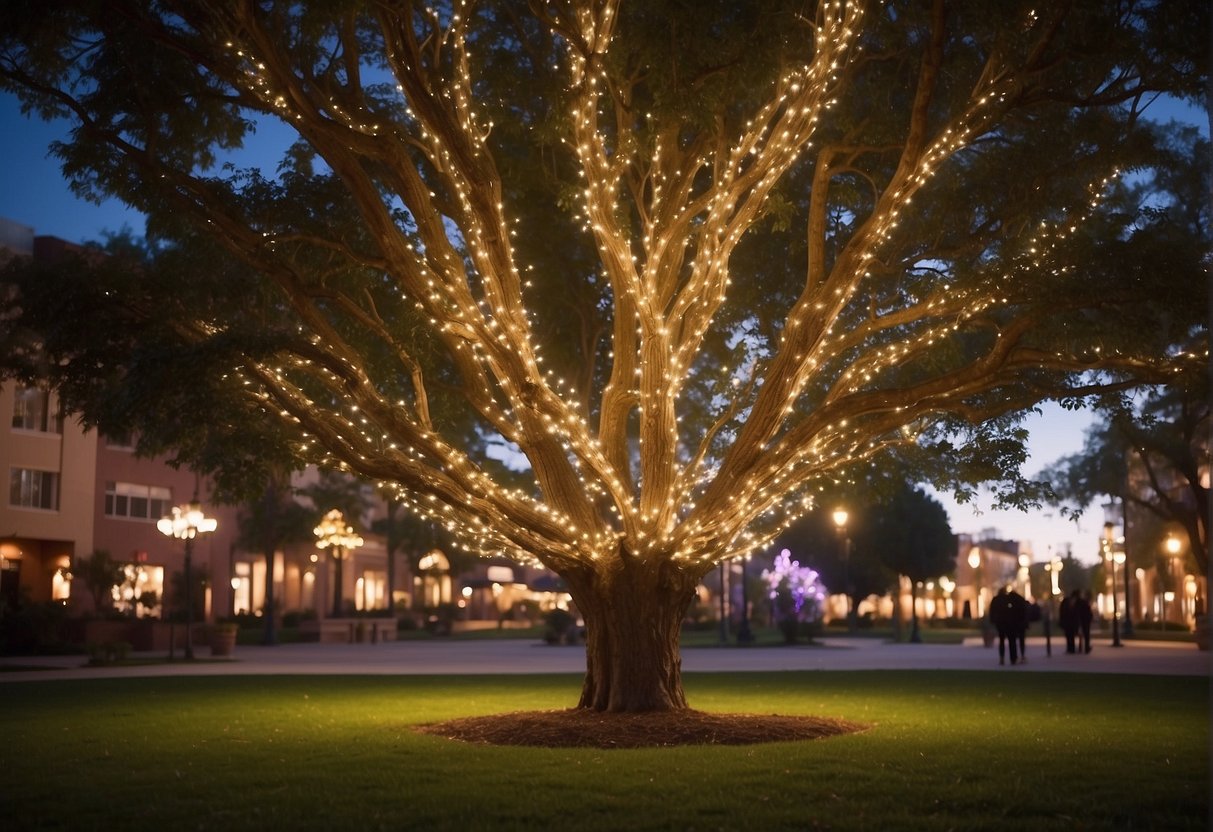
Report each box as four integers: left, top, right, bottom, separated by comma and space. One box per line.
989, 587, 1028, 665
1060, 590, 1079, 654
1077, 591, 1093, 653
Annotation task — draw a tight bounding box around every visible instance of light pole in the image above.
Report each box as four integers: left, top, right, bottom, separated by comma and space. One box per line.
967, 546, 983, 619
158, 499, 218, 661
1044, 554, 1063, 658
1162, 534, 1183, 628
314, 509, 363, 618
1104, 501, 1133, 637
1103, 522, 1123, 648
832, 508, 854, 633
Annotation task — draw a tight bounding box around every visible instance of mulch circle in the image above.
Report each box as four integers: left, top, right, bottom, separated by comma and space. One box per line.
415, 709, 867, 749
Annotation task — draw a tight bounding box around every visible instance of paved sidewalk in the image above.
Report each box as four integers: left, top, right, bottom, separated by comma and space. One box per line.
1, 635, 1208, 683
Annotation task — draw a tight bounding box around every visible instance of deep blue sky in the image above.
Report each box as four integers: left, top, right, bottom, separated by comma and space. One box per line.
1, 88, 1205, 563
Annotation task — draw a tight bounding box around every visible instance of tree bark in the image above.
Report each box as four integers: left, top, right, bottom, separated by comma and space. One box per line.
566, 557, 702, 712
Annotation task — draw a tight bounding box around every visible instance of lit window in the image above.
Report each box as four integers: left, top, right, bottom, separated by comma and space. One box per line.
104, 482, 173, 521
52, 567, 72, 601
11, 386, 62, 434
232, 561, 252, 614
112, 564, 164, 618
9, 468, 59, 510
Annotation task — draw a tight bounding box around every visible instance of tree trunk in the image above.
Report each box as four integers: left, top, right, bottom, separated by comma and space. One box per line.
332, 549, 345, 618
262, 544, 277, 646
566, 557, 701, 712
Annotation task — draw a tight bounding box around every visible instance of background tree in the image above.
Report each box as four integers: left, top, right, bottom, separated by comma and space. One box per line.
72, 550, 123, 616
859, 484, 955, 642
0, 1, 1207, 712
371, 497, 468, 616
235, 470, 316, 643
1043, 378, 1209, 577
372, 497, 406, 617
774, 504, 894, 626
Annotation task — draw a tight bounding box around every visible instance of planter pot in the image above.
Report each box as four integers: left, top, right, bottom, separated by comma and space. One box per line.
209, 625, 238, 657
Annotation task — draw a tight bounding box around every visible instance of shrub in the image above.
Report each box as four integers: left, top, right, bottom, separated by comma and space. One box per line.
0, 601, 75, 656
86, 640, 132, 665
544, 608, 576, 645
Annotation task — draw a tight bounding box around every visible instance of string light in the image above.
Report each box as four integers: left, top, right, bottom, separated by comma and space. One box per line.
111, 3, 1205, 583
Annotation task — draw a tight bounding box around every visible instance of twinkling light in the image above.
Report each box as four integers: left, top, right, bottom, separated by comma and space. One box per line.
76, 2, 1203, 585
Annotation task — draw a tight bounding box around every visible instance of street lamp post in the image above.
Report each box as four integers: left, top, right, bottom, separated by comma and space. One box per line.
967, 546, 983, 619
157, 500, 218, 661
1104, 501, 1133, 637
314, 509, 363, 618
1103, 522, 1123, 648
1044, 554, 1063, 658
832, 508, 854, 633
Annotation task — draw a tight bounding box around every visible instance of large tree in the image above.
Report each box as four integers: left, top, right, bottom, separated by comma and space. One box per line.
0, 1, 1207, 711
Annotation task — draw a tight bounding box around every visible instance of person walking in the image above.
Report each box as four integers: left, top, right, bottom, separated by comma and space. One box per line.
1077, 591, 1094, 654
1060, 590, 1079, 654
989, 587, 1026, 665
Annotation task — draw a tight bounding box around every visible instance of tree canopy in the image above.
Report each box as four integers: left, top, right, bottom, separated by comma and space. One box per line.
1042, 377, 1210, 575
0, 0, 1207, 711
774, 480, 954, 610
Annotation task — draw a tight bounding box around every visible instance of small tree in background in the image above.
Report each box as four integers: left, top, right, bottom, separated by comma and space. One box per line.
235, 470, 315, 643
763, 549, 827, 643
73, 550, 123, 617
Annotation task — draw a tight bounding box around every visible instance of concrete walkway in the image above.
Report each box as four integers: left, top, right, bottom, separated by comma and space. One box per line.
1, 635, 1208, 683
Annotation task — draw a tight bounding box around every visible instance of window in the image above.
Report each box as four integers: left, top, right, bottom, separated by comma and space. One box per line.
104, 482, 172, 521
52, 567, 72, 602
11, 386, 62, 433
112, 564, 164, 618
104, 432, 135, 451
232, 562, 252, 615
10, 468, 59, 510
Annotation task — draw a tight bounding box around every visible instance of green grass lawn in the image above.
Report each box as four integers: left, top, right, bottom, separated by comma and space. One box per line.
1, 671, 1206, 831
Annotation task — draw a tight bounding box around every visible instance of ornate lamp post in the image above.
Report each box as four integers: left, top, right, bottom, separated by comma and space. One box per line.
314, 509, 363, 618
158, 500, 217, 660
832, 508, 854, 632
